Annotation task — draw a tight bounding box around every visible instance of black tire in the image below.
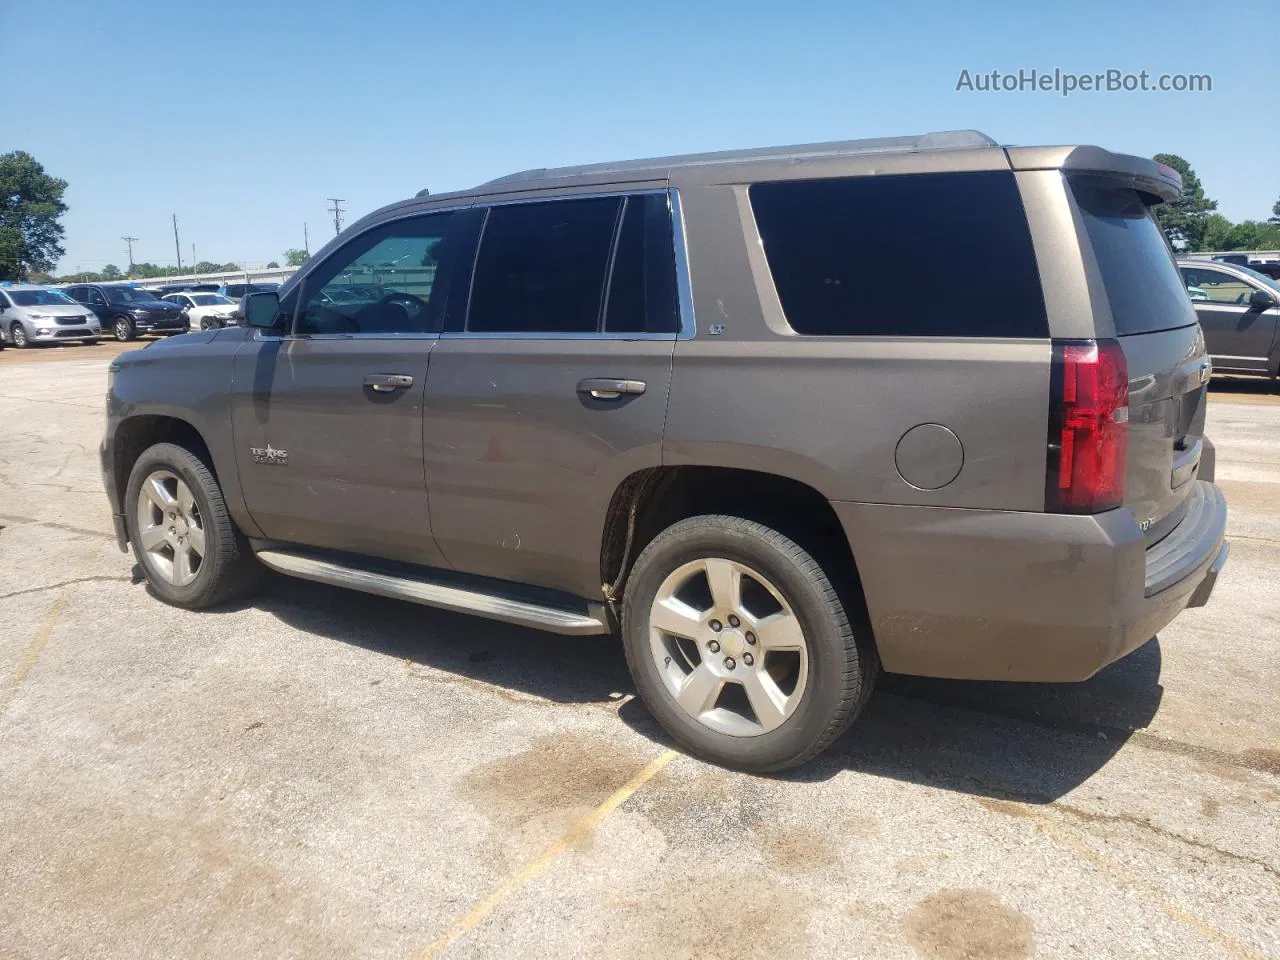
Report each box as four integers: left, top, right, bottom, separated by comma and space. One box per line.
113, 315, 136, 341
124, 442, 262, 609
622, 515, 877, 773
199, 316, 220, 331
10, 322, 31, 348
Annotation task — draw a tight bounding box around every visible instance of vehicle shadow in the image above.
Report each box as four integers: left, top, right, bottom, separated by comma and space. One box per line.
618, 638, 1164, 804
236, 572, 634, 705
1208, 374, 1276, 396
232, 570, 1164, 803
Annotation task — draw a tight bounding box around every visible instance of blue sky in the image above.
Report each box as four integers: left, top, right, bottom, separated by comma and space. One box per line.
5, 0, 1277, 273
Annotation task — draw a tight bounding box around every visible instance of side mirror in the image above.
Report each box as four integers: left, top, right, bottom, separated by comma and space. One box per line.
242, 291, 283, 329
1249, 289, 1277, 310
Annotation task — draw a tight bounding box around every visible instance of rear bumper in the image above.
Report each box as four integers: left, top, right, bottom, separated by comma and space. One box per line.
834, 479, 1228, 682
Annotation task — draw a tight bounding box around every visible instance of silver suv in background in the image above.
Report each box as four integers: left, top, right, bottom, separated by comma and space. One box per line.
102, 132, 1229, 771
0, 284, 102, 347
1177, 258, 1280, 382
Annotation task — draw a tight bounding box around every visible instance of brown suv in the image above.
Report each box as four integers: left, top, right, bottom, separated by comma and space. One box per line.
101, 131, 1228, 771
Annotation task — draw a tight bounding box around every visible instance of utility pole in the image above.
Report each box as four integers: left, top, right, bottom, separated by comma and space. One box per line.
121, 236, 139, 274
303, 222, 310, 256
327, 198, 345, 237
191, 243, 196, 273
172, 214, 183, 272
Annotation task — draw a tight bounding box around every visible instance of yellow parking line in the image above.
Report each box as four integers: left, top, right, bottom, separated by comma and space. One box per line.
0, 589, 72, 720
1, 539, 103, 722
420, 747, 678, 959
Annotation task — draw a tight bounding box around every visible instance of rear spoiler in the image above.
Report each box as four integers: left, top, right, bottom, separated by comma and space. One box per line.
1005, 146, 1183, 204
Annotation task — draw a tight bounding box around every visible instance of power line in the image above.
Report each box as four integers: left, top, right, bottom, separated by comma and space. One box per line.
327, 198, 345, 237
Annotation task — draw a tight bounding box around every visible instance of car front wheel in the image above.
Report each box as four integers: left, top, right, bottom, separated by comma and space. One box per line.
124, 442, 262, 609
622, 515, 877, 772
10, 322, 31, 348
113, 316, 136, 341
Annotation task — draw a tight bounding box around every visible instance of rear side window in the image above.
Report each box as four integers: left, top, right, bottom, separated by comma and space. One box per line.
1071, 179, 1196, 335
469, 197, 620, 334
750, 172, 1047, 337
604, 194, 678, 334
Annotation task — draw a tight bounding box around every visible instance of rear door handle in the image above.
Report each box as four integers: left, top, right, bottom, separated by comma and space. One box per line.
364, 373, 415, 392
577, 378, 647, 400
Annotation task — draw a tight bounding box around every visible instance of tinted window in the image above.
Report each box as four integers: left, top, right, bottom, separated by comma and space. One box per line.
750, 172, 1047, 337
87, 288, 106, 306
295, 211, 455, 335
1179, 267, 1255, 306
1071, 179, 1196, 335
64, 286, 85, 301
604, 194, 678, 334
468, 197, 620, 334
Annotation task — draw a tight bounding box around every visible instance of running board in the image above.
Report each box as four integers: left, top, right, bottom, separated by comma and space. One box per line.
253, 549, 611, 636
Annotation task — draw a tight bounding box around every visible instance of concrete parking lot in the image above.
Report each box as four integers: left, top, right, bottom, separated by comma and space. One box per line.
1, 342, 1277, 960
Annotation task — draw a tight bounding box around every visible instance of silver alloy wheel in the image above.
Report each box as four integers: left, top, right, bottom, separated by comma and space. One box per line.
135, 470, 206, 586
649, 557, 809, 737
11, 323, 27, 347
114, 317, 131, 341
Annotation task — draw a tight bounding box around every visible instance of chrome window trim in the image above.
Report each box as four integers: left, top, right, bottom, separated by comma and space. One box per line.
253, 329, 440, 343
276, 186, 695, 343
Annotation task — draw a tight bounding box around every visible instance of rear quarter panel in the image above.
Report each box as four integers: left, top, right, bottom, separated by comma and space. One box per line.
663, 182, 1052, 511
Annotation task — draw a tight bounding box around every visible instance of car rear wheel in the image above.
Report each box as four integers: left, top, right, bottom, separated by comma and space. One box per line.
113, 316, 135, 341
622, 515, 877, 772
10, 323, 30, 348
125, 442, 262, 609
199, 316, 221, 331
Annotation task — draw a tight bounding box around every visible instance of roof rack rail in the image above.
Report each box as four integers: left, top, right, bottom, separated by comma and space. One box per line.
478, 130, 997, 188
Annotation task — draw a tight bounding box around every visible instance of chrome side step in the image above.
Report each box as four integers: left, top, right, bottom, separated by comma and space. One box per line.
253, 549, 611, 636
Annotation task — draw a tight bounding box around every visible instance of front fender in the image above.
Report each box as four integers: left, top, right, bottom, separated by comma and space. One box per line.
107, 328, 262, 538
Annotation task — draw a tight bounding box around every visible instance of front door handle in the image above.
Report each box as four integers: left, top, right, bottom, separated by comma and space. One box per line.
364, 373, 415, 392
577, 378, 647, 400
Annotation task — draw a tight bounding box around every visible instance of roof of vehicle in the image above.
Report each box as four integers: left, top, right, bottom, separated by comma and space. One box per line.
479, 130, 1001, 186
0, 283, 50, 291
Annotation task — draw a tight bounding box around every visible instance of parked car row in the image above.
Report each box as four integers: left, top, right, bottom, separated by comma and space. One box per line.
0, 279, 284, 347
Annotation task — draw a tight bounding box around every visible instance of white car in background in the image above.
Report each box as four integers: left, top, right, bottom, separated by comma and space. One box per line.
161, 292, 239, 331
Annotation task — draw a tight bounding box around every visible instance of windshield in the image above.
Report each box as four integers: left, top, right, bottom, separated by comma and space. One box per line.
191, 294, 233, 306
9, 289, 78, 307
104, 286, 160, 304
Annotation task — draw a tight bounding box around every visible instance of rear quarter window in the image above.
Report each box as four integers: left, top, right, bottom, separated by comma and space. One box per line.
749, 171, 1048, 337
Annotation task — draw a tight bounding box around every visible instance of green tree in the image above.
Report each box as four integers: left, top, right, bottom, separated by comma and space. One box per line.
1153, 154, 1217, 251
284, 248, 310, 267
100, 263, 123, 281
0, 150, 68, 281
1202, 213, 1234, 252
266, 260, 280, 268
1270, 197, 1280, 224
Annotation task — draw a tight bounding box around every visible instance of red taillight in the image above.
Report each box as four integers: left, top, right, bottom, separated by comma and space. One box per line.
1046, 339, 1129, 513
